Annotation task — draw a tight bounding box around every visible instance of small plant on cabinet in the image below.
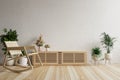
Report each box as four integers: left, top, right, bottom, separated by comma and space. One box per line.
44, 44, 50, 51
35, 34, 44, 52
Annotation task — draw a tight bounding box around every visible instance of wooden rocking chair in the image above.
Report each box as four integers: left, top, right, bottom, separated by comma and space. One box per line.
3, 41, 42, 73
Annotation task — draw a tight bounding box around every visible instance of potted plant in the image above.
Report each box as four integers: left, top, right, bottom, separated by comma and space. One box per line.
0, 28, 18, 65
100, 32, 116, 63
35, 34, 44, 52
0, 28, 18, 51
44, 44, 50, 51
91, 47, 102, 62
19, 50, 28, 66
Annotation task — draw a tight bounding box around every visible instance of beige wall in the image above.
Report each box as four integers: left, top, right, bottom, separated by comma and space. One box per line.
0, 0, 120, 64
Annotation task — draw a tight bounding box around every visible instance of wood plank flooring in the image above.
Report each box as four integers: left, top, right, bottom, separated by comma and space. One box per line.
0, 64, 120, 80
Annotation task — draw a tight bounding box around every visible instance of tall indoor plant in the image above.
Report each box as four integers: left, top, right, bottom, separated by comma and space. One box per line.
0, 28, 18, 65
0, 28, 18, 53
44, 44, 50, 51
100, 32, 116, 63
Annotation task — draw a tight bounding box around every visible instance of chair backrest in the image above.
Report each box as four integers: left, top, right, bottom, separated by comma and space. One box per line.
4, 41, 23, 55
5, 41, 19, 47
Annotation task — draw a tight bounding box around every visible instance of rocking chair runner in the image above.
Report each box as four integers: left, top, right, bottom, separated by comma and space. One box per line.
3, 41, 42, 73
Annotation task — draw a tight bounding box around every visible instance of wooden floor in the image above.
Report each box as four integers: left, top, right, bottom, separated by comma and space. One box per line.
0, 64, 120, 80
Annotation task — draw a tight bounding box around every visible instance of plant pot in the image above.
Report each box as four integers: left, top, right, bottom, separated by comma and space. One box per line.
19, 57, 28, 66
45, 48, 49, 52
92, 55, 101, 65
7, 58, 14, 66
105, 53, 112, 64
92, 56, 99, 61
105, 53, 112, 60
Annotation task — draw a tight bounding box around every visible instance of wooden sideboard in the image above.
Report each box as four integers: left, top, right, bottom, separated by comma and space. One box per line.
32, 51, 87, 66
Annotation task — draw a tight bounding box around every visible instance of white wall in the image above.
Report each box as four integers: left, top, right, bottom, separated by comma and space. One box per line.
0, 0, 120, 64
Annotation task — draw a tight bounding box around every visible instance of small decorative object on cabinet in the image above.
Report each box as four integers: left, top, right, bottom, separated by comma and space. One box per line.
101, 32, 116, 64
44, 44, 50, 51
35, 34, 44, 52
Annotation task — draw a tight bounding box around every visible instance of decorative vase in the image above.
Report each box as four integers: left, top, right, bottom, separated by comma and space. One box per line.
45, 48, 49, 52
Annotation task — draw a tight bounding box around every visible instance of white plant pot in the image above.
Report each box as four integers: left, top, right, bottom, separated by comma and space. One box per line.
105, 53, 112, 60
92, 56, 100, 65
7, 58, 14, 66
93, 56, 99, 61
45, 48, 50, 52
19, 57, 28, 66
105, 53, 112, 64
